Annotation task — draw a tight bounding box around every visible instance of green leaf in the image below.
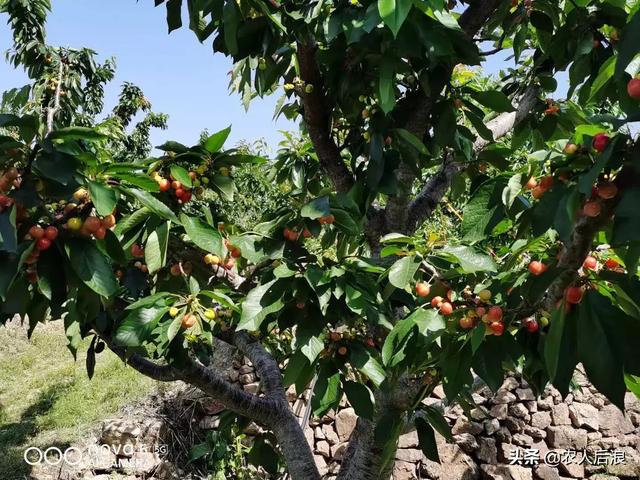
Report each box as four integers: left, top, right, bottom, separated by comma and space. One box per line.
378, 0, 413, 37
589, 55, 617, 101
210, 174, 235, 201
64, 239, 118, 298
204, 126, 231, 153
115, 306, 168, 347
394, 128, 429, 155
439, 246, 497, 274
343, 381, 375, 420
421, 406, 453, 442
145, 221, 170, 274
461, 178, 508, 242
180, 213, 224, 255
415, 417, 439, 462
166, 0, 183, 32
237, 280, 285, 331
170, 165, 193, 188
312, 366, 342, 416
379, 59, 396, 114
301, 197, 331, 219
472, 90, 515, 113
388, 255, 421, 289
577, 291, 628, 409
88, 181, 118, 217
350, 343, 386, 387
615, 9, 640, 80
128, 189, 179, 223
0, 206, 17, 253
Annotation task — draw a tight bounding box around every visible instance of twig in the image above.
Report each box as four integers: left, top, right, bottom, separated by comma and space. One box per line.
46, 57, 64, 135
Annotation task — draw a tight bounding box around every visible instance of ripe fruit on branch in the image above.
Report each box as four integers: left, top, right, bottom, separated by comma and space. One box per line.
84, 216, 101, 233
171, 180, 182, 190
182, 314, 196, 329
582, 201, 601, 218
524, 177, 537, 190
131, 244, 145, 258
337, 346, 348, 356
36, 238, 52, 251
489, 321, 505, 336
318, 214, 335, 225
592, 133, 610, 153
431, 296, 444, 308
539, 176, 553, 191
29, 225, 45, 240
565, 286, 584, 304
459, 316, 474, 330
440, 302, 454, 316
170, 264, 182, 276
583, 256, 597, 271
159, 179, 171, 192
475, 307, 486, 317
528, 261, 547, 276
532, 186, 545, 199
627, 78, 640, 100
94, 227, 107, 240
605, 258, 619, 270
296, 301, 306, 310
523, 317, 539, 333
596, 181, 617, 200
487, 306, 503, 322
329, 332, 342, 342
224, 257, 236, 270
44, 226, 59, 240
415, 282, 430, 298
102, 214, 116, 229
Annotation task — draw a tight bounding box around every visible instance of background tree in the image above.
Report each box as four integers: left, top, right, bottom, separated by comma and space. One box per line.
2, 1, 640, 479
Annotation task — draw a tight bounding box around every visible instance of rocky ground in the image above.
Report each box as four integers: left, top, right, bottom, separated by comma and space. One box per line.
25, 358, 640, 480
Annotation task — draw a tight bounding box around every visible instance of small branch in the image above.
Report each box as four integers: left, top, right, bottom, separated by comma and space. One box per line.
406, 85, 540, 233
297, 42, 354, 193
105, 337, 181, 382
46, 58, 64, 135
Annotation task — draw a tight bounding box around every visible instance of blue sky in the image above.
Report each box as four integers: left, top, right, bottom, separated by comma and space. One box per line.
0, 2, 563, 152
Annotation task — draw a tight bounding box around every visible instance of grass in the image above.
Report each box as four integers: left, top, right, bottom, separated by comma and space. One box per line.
0, 319, 159, 480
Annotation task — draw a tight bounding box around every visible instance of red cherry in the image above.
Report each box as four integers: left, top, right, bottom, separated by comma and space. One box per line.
528, 261, 547, 276
523, 317, 539, 333
29, 225, 45, 240
181, 190, 192, 203
596, 182, 618, 200
131, 244, 145, 258
582, 201, 601, 218
44, 226, 59, 240
175, 188, 185, 198
605, 258, 619, 270
592, 133, 610, 153
159, 179, 171, 192
627, 78, 640, 100
459, 317, 475, 330
539, 176, 554, 191
487, 306, 503, 322
36, 238, 52, 251
171, 180, 182, 190
430, 296, 444, 308
440, 302, 454, 316
489, 321, 505, 336
566, 286, 584, 305
94, 227, 107, 240
415, 282, 431, 298
583, 256, 597, 271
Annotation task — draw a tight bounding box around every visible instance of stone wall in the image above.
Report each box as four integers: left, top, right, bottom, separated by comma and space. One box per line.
32, 358, 640, 480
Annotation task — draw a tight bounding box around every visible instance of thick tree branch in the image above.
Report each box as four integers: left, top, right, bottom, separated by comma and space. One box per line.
382, 0, 504, 234
107, 340, 181, 382
406, 85, 540, 233
234, 331, 287, 403
297, 42, 354, 193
